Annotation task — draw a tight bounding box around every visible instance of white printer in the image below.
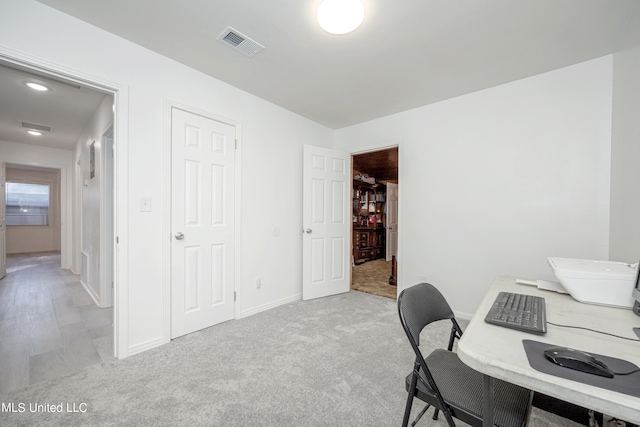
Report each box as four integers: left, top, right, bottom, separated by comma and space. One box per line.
548, 257, 637, 309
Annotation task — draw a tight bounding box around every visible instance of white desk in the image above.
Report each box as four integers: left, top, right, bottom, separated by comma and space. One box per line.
458, 276, 640, 424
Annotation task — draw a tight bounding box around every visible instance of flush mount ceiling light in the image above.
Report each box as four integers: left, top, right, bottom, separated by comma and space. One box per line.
25, 82, 50, 91
317, 0, 365, 35
27, 130, 42, 136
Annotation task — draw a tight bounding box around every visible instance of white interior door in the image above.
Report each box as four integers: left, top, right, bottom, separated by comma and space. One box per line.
385, 182, 398, 261
302, 145, 351, 300
171, 108, 235, 339
0, 160, 5, 279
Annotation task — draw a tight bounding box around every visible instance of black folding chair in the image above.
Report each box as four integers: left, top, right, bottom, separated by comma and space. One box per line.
398, 283, 533, 427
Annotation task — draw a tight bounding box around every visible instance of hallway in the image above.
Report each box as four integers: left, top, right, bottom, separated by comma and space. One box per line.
0, 252, 113, 394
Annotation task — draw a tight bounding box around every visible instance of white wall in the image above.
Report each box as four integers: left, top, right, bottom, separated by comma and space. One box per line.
5, 167, 61, 254
0, 140, 73, 168
75, 95, 112, 305
610, 4, 640, 263
0, 0, 333, 356
334, 57, 613, 317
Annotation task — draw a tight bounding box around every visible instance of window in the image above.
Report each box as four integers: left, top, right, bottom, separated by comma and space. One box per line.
6, 182, 50, 226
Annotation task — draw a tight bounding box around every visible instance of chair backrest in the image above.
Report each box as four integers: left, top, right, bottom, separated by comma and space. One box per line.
398, 282, 455, 346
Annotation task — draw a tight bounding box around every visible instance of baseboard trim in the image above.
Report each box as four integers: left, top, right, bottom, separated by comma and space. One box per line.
454, 310, 473, 321
80, 279, 101, 307
239, 293, 302, 319
127, 337, 167, 357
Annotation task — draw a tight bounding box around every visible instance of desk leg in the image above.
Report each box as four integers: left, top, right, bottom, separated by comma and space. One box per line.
483, 375, 494, 427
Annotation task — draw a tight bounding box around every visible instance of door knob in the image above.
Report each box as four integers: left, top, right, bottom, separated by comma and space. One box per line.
175, 232, 185, 240
305, 228, 312, 234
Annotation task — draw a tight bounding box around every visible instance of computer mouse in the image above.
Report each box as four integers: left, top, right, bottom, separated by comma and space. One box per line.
543, 346, 614, 378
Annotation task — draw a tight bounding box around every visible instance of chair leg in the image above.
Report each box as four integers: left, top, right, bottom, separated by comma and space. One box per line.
402, 372, 419, 427
432, 408, 439, 420
411, 403, 432, 427
402, 395, 413, 427
588, 410, 603, 427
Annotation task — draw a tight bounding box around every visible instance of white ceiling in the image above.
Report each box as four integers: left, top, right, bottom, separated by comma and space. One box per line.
0, 0, 636, 153
0, 63, 108, 151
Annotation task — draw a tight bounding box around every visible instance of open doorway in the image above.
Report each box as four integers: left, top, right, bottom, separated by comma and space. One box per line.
351, 147, 398, 299
4, 165, 61, 254
0, 58, 118, 392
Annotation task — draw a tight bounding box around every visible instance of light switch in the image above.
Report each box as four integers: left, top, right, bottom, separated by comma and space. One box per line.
140, 197, 152, 212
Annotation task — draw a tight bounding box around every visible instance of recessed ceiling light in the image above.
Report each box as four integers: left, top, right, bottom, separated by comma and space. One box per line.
27, 130, 42, 136
25, 82, 50, 91
317, 0, 365, 35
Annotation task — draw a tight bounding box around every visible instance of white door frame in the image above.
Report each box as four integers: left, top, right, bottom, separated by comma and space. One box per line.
162, 100, 242, 341
350, 142, 402, 295
0, 160, 5, 280
100, 126, 114, 308
385, 182, 398, 262
0, 49, 130, 359
1, 163, 72, 267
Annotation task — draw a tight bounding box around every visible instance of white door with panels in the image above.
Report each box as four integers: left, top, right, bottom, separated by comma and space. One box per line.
171, 108, 235, 339
302, 145, 351, 300
385, 182, 398, 261
0, 160, 6, 280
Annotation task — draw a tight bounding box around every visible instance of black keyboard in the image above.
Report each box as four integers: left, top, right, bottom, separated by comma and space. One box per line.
484, 292, 547, 334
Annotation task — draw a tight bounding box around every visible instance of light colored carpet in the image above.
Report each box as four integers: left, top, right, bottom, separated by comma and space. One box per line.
351, 259, 397, 299
0, 291, 595, 426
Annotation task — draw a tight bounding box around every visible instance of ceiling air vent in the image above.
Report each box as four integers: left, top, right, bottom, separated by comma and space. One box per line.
22, 122, 51, 132
217, 27, 265, 57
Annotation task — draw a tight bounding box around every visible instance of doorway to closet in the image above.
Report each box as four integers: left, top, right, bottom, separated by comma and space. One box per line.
351, 147, 398, 299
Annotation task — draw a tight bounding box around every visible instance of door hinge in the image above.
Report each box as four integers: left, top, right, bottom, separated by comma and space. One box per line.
234, 139, 238, 149
116, 236, 119, 244
234, 291, 237, 301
